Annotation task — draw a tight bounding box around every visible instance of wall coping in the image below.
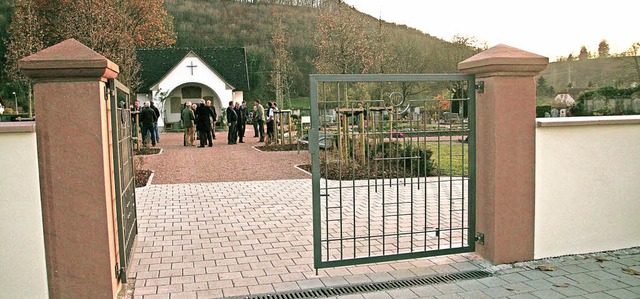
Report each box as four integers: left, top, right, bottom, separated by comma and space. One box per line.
0, 121, 36, 133
536, 115, 640, 128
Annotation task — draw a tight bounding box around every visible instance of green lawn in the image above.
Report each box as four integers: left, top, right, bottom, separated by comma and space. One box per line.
428, 142, 469, 177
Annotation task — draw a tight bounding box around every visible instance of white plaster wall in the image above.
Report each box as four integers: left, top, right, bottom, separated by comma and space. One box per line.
154, 55, 233, 126
0, 130, 48, 298
535, 117, 640, 259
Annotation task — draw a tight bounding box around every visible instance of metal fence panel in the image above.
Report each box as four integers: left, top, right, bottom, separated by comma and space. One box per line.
109, 79, 138, 282
310, 74, 476, 269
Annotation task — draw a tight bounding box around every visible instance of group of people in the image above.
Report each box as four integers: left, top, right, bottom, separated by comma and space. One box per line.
131, 99, 161, 147
134, 98, 281, 148
248, 100, 278, 144
181, 100, 218, 147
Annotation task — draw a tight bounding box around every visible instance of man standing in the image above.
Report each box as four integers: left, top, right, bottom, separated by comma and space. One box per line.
226, 101, 238, 145
139, 102, 157, 147
130, 99, 140, 137
206, 100, 217, 140
254, 100, 265, 142
237, 100, 248, 143
150, 101, 161, 144
195, 101, 214, 148
182, 101, 195, 146
265, 101, 275, 145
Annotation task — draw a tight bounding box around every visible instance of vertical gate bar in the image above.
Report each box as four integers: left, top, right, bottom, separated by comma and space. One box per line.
323, 82, 330, 262
109, 79, 127, 282
449, 96, 454, 248
436, 102, 442, 250
461, 93, 467, 247
351, 100, 357, 259
423, 100, 428, 251
467, 77, 477, 251
409, 107, 414, 252
311, 77, 322, 268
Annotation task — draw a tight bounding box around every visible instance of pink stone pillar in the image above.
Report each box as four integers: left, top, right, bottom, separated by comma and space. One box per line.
19, 39, 122, 298
459, 44, 548, 264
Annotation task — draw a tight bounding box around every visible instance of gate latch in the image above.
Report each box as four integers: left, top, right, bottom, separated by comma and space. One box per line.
475, 232, 485, 245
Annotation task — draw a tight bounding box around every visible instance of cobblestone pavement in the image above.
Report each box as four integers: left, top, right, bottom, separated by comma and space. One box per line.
131, 180, 640, 299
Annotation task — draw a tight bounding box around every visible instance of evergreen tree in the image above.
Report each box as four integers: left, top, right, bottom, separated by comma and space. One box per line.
598, 39, 610, 58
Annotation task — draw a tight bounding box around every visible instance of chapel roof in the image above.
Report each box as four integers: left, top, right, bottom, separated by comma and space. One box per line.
136, 47, 250, 93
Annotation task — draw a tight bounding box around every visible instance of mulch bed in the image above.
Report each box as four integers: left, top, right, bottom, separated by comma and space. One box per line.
134, 170, 152, 188
134, 147, 161, 155
133, 147, 160, 188
255, 143, 308, 151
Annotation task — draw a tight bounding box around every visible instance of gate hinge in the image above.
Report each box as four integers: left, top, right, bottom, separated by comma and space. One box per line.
475, 81, 484, 93
475, 232, 485, 245
115, 264, 124, 281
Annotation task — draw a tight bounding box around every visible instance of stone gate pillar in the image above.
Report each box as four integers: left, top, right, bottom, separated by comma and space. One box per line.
458, 44, 548, 264
19, 39, 122, 298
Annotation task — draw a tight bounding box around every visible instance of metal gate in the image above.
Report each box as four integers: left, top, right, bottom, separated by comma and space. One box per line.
310, 74, 475, 269
108, 78, 138, 282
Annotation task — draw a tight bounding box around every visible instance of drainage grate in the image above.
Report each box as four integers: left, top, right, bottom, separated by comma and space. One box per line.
230, 270, 491, 299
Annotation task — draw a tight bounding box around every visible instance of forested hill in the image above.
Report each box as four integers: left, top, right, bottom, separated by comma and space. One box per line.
165, 0, 479, 99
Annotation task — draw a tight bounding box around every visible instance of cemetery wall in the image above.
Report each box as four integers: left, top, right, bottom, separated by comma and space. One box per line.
0, 122, 48, 298
534, 116, 640, 259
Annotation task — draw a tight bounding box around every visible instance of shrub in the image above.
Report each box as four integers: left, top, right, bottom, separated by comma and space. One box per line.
536, 105, 552, 117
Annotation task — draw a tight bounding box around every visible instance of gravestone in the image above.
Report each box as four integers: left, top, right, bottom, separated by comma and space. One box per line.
560, 109, 567, 117
544, 112, 551, 118
551, 108, 559, 117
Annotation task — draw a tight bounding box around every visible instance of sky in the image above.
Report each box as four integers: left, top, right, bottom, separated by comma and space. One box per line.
342, 0, 639, 61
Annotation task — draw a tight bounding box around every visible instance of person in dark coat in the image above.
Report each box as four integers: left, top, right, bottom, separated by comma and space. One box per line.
226, 101, 238, 145
150, 101, 161, 143
139, 101, 157, 147
195, 101, 214, 148
237, 100, 248, 143
206, 100, 217, 140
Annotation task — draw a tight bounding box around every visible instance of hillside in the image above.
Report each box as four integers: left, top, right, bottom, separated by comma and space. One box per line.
539, 57, 640, 93
165, 0, 478, 99
0, 0, 478, 102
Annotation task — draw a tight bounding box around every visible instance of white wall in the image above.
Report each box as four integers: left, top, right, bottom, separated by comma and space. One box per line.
0, 123, 48, 298
153, 53, 234, 126
535, 116, 640, 259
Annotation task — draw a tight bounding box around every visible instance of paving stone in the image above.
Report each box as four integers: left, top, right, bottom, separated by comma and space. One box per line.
582, 292, 617, 299
385, 288, 420, 298
553, 284, 589, 297
168, 292, 197, 299
531, 289, 564, 299
506, 294, 539, 299
222, 286, 249, 297
296, 278, 324, 289
434, 283, 466, 294
604, 288, 639, 299
455, 290, 488, 299
482, 287, 516, 298
362, 292, 393, 299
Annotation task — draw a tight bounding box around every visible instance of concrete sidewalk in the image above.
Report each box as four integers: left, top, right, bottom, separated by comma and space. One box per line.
129, 179, 640, 299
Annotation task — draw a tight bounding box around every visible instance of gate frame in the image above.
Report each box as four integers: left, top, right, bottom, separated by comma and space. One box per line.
109, 78, 138, 283
310, 74, 476, 270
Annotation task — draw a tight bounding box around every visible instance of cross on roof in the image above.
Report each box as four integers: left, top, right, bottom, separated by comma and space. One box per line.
187, 61, 197, 75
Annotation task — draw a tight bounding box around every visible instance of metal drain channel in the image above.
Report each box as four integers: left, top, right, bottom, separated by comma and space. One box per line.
231, 270, 491, 299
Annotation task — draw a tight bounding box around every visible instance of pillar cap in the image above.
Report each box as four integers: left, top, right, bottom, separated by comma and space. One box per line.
458, 44, 548, 77
19, 38, 119, 81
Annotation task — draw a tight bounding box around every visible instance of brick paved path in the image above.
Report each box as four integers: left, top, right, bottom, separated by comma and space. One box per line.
130, 131, 640, 298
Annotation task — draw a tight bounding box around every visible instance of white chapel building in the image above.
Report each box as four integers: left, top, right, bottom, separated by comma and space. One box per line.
135, 48, 250, 130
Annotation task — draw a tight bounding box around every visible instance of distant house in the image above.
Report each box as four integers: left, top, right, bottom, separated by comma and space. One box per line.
136, 48, 250, 129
